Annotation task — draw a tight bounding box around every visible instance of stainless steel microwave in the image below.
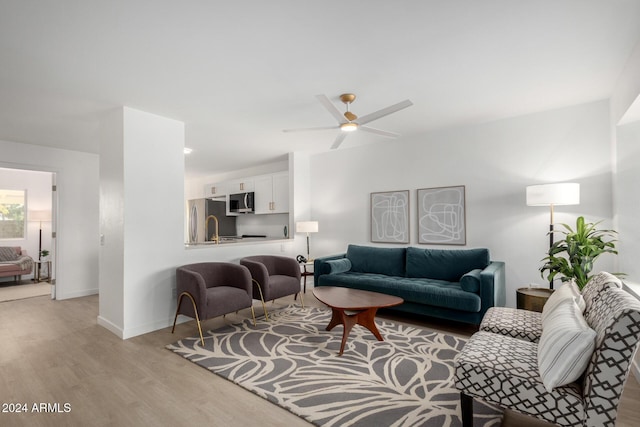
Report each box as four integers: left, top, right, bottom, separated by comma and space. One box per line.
229, 192, 255, 213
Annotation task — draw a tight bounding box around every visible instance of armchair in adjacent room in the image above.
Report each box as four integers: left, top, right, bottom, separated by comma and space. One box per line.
240, 255, 304, 319
172, 262, 256, 345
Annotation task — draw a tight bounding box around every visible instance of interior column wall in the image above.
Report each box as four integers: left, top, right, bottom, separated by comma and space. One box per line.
98, 107, 186, 339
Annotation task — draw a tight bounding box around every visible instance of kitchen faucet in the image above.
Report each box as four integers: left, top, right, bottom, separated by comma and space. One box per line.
205, 215, 219, 244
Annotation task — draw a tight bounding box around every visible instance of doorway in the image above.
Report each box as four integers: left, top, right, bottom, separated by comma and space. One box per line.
0, 167, 56, 302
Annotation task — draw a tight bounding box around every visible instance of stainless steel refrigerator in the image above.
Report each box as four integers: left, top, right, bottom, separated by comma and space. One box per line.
187, 198, 237, 243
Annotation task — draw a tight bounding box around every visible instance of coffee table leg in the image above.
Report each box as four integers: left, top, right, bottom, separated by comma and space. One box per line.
326, 307, 344, 332
326, 308, 383, 355
356, 308, 383, 341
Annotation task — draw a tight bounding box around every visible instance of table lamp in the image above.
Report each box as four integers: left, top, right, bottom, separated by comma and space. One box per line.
296, 221, 318, 261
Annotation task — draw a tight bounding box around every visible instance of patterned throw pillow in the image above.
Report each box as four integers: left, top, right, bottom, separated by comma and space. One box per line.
537, 298, 596, 392
0, 247, 19, 262
541, 281, 585, 326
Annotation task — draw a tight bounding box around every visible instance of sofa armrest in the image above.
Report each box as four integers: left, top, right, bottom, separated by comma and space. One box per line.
313, 253, 346, 285
479, 261, 506, 314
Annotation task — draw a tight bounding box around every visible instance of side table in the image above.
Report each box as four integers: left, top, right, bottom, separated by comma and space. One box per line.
301, 261, 314, 293
516, 287, 554, 312
33, 260, 52, 283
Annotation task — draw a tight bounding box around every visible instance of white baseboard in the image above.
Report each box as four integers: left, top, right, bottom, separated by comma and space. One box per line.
56, 287, 98, 300
97, 315, 125, 339
120, 316, 177, 340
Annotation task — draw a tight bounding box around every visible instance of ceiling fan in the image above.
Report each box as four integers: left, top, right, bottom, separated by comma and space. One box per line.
283, 93, 413, 149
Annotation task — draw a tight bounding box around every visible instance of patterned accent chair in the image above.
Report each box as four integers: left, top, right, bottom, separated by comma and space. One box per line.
240, 255, 304, 319
454, 272, 640, 427
172, 262, 256, 345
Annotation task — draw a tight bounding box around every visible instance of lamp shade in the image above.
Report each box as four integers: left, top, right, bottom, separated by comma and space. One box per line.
296, 221, 318, 233
526, 183, 580, 206
29, 210, 52, 222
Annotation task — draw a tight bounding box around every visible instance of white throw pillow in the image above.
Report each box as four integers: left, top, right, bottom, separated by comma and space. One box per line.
541, 281, 585, 326
537, 298, 596, 392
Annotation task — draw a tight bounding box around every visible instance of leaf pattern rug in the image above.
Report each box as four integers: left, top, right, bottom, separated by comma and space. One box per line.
167, 305, 502, 427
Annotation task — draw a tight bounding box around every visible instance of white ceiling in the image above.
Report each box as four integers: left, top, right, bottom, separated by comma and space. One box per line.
1, 1, 640, 179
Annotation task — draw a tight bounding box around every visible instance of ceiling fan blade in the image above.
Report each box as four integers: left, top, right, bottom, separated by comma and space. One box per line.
330, 132, 347, 150
283, 125, 339, 133
316, 94, 348, 124
359, 126, 400, 138
356, 99, 413, 125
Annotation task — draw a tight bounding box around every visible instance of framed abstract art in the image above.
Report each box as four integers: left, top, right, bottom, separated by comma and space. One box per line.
417, 186, 466, 245
370, 190, 409, 244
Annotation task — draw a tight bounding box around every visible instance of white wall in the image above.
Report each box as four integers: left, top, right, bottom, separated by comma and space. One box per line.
0, 140, 99, 299
610, 38, 640, 381
612, 38, 640, 284
0, 167, 52, 277
309, 100, 613, 308
98, 107, 187, 338
616, 121, 640, 282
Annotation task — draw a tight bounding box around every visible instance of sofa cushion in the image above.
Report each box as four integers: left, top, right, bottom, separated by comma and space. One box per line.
346, 244, 405, 277
405, 247, 490, 281
541, 281, 585, 324
0, 247, 19, 262
538, 298, 596, 392
317, 272, 481, 312
325, 258, 352, 274
460, 269, 482, 293
480, 307, 543, 342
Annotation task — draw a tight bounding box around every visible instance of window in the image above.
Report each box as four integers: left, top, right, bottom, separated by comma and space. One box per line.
0, 189, 26, 239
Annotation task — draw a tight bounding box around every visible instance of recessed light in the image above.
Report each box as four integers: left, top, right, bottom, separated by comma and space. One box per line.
183, 147, 193, 154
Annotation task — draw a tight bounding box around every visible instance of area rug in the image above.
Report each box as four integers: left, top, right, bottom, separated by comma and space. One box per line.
167, 305, 502, 427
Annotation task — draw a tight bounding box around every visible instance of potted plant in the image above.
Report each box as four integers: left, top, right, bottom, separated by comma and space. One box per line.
40, 249, 49, 259
540, 216, 621, 290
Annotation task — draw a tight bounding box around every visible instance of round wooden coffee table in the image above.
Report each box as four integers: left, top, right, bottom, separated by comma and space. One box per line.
313, 286, 404, 355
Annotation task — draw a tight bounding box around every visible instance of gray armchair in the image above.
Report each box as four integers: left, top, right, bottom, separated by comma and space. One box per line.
240, 255, 304, 319
172, 262, 256, 345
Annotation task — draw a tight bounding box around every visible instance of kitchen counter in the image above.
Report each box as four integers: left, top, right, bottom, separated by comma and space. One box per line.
184, 237, 289, 248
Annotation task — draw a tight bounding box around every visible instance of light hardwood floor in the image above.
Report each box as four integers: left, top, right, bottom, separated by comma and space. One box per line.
0, 293, 638, 427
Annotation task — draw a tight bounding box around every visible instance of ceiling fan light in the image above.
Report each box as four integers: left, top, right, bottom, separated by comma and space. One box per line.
340, 122, 358, 132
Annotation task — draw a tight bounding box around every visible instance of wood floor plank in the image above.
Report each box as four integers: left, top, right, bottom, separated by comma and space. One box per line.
0, 293, 638, 426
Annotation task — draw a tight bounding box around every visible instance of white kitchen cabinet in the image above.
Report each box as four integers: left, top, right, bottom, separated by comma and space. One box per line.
227, 179, 254, 193
271, 171, 289, 213
205, 182, 227, 197
254, 172, 289, 214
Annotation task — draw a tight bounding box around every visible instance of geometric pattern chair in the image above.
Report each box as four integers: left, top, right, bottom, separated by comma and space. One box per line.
240, 255, 304, 320
479, 306, 543, 342
455, 277, 640, 427
172, 262, 256, 345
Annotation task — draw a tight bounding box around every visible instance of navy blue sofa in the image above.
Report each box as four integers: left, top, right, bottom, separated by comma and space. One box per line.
314, 244, 505, 325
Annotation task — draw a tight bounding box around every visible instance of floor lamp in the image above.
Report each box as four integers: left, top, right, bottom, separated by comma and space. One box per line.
526, 183, 580, 289
296, 221, 319, 261
29, 210, 52, 261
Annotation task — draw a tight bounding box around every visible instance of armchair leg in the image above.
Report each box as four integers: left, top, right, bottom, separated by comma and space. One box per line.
172, 292, 205, 346
297, 292, 305, 308
252, 279, 269, 320
460, 393, 473, 427
250, 306, 257, 326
